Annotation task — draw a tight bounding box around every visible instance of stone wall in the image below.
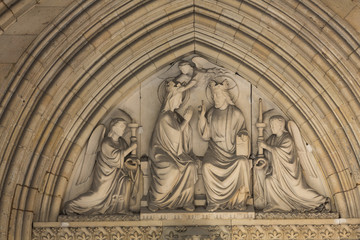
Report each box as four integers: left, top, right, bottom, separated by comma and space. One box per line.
1, 0, 360, 239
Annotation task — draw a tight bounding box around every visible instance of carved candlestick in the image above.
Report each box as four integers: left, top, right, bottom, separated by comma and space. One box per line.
128, 122, 139, 157
255, 98, 267, 167
126, 122, 140, 172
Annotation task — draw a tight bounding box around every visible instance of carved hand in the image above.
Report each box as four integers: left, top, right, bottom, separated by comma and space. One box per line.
199, 101, 206, 117
124, 142, 137, 156
258, 141, 270, 151
239, 133, 249, 142
183, 107, 193, 122
130, 142, 137, 151
255, 158, 267, 168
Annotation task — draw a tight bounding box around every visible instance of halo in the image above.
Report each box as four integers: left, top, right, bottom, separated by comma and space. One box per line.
205, 75, 239, 104
157, 78, 190, 106
101, 109, 133, 137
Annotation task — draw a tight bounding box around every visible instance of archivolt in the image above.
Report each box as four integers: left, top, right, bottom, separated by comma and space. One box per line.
0, 0, 359, 238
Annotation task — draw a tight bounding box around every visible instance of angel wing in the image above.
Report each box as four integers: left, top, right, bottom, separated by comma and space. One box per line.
191, 56, 226, 71
191, 56, 208, 69
76, 124, 106, 184
62, 124, 106, 203
288, 121, 329, 196
288, 121, 317, 177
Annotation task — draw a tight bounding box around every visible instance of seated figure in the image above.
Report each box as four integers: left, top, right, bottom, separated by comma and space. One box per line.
198, 80, 251, 211
147, 78, 198, 212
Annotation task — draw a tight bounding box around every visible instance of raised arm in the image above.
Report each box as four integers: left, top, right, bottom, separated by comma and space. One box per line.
178, 80, 197, 93
198, 101, 210, 140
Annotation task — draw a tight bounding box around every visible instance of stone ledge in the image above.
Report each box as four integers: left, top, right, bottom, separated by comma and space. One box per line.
140, 206, 255, 221
57, 214, 140, 222
39, 217, 358, 228
33, 218, 360, 240
255, 211, 339, 219
56, 209, 340, 223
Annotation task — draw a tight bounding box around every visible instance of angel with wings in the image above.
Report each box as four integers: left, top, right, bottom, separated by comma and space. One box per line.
255, 115, 329, 212
63, 118, 143, 215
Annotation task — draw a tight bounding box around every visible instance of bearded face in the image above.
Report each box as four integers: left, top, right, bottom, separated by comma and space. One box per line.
213, 91, 227, 109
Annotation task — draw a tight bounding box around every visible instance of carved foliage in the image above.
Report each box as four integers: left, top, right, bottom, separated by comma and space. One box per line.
232, 224, 360, 240
33, 224, 360, 240
33, 226, 162, 240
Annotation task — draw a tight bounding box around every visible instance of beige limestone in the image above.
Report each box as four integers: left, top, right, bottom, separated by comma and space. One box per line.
0, 0, 360, 239
32, 218, 360, 240
0, 35, 36, 63
6, 6, 64, 35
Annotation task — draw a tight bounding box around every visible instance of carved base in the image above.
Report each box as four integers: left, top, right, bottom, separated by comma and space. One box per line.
58, 214, 140, 222
33, 217, 360, 240
140, 206, 255, 221
255, 211, 339, 219
57, 210, 338, 222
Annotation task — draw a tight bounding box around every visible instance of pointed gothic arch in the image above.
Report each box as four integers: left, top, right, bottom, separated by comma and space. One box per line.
0, 0, 359, 239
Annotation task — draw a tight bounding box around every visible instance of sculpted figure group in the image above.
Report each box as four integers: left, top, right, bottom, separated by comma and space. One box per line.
63, 59, 330, 215
147, 61, 251, 212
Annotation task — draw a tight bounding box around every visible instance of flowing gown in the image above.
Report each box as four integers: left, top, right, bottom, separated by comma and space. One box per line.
260, 132, 327, 212
199, 105, 250, 210
63, 137, 142, 215
148, 110, 198, 210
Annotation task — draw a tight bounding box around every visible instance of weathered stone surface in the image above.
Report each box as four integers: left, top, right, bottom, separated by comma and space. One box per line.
5, 6, 64, 35
0, 0, 360, 239
0, 35, 36, 63
32, 218, 360, 240
140, 207, 255, 221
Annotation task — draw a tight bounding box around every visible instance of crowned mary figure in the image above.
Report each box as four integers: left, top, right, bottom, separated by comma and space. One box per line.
147, 78, 198, 212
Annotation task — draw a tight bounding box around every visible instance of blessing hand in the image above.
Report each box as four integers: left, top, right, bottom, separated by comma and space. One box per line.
183, 107, 193, 122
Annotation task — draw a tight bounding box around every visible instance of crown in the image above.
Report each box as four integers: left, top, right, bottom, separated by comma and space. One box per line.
209, 79, 230, 92
166, 80, 182, 93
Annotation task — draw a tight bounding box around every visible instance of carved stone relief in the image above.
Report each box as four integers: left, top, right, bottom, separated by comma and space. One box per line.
62, 112, 143, 215
33, 221, 360, 240
147, 72, 198, 212
62, 56, 332, 218
198, 79, 251, 211
254, 101, 330, 212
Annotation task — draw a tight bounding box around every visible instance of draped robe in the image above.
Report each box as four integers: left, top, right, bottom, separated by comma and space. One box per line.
63, 137, 142, 215
148, 110, 198, 210
259, 132, 327, 212
199, 105, 250, 210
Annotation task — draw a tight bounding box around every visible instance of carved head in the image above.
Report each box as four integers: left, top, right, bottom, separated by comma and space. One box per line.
109, 118, 127, 137
164, 80, 184, 111
165, 80, 182, 94
269, 115, 286, 136
178, 60, 194, 75
209, 80, 234, 109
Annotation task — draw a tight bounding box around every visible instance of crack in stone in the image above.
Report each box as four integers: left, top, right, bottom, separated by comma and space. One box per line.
11, 208, 33, 213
